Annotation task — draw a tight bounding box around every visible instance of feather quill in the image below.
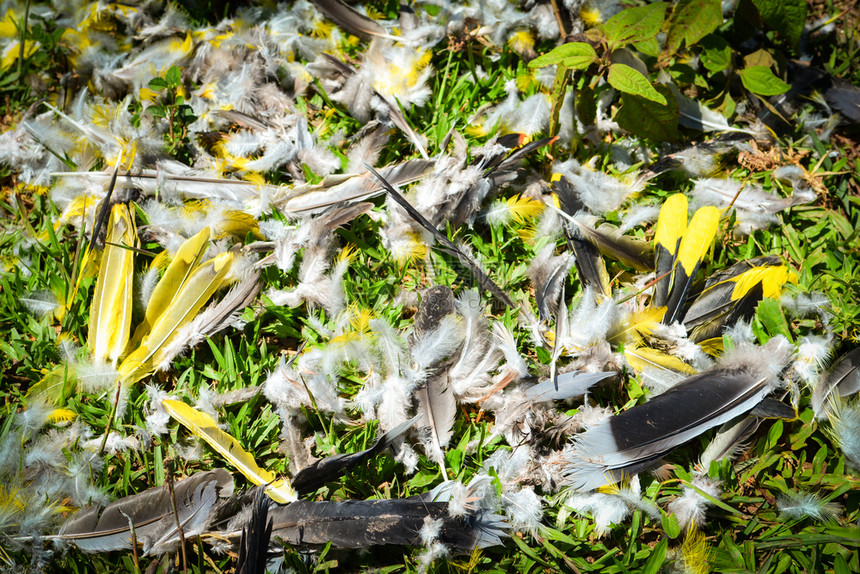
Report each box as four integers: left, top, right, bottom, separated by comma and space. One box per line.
162, 400, 297, 503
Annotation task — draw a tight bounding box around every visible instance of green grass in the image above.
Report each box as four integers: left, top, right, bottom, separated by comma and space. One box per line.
1, 0, 859, 573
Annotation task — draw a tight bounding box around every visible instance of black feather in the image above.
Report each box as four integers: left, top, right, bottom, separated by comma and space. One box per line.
565, 368, 773, 490
263, 499, 503, 551
367, 165, 516, 309
236, 487, 273, 574
291, 417, 417, 496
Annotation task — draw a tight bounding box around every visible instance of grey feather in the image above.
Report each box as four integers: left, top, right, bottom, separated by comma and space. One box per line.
277, 160, 433, 214
310, 0, 386, 40
564, 368, 773, 490
55, 469, 233, 554
412, 286, 459, 467
525, 371, 617, 402
812, 348, 860, 420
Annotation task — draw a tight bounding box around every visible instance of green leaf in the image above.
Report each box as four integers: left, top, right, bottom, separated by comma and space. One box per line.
662, 511, 681, 539
751, 0, 806, 46
146, 105, 167, 118
616, 85, 679, 142
529, 42, 596, 70
664, 0, 722, 56
576, 81, 597, 126
756, 298, 793, 342
165, 65, 182, 87
600, 2, 669, 49
607, 63, 667, 105
699, 34, 731, 73
148, 77, 168, 90
739, 66, 791, 96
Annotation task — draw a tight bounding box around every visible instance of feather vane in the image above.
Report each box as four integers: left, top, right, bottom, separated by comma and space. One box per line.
163, 400, 296, 503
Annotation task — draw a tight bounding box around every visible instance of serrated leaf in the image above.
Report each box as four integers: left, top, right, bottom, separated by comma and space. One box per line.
529, 42, 596, 69
664, 0, 722, 56
600, 2, 670, 48
751, 0, 806, 46
607, 64, 667, 105
739, 66, 791, 96
616, 85, 679, 142
699, 34, 731, 73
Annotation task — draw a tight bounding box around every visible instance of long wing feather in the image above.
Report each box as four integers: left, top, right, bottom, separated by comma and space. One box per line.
235, 487, 273, 574
53, 171, 282, 204
653, 194, 688, 308
129, 227, 211, 349
162, 400, 297, 504
552, 178, 612, 296
277, 160, 433, 214
223, 499, 505, 551
88, 203, 138, 365
56, 469, 232, 554
564, 368, 771, 490
663, 206, 721, 325
119, 252, 234, 384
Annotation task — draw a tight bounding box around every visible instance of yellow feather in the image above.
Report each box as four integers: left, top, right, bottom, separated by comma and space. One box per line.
25, 364, 74, 406
681, 527, 712, 574
129, 227, 210, 349
162, 400, 296, 503
337, 243, 359, 264
730, 265, 797, 300
698, 337, 724, 356
676, 206, 720, 275
611, 307, 667, 345
214, 208, 262, 240
654, 194, 688, 257
625, 346, 698, 375
47, 408, 77, 424
120, 251, 233, 384
88, 203, 137, 365
505, 195, 545, 225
